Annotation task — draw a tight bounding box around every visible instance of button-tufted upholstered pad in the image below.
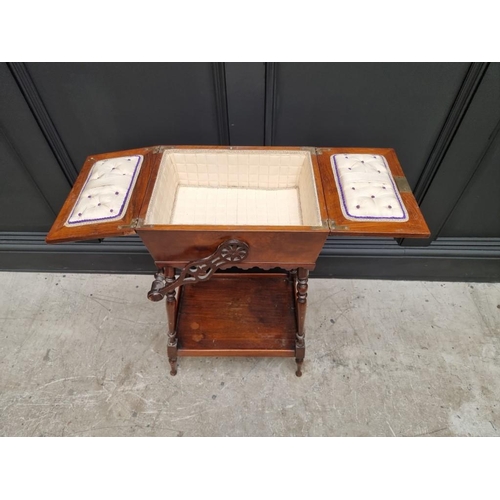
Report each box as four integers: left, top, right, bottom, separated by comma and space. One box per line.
66, 155, 143, 226
331, 154, 408, 222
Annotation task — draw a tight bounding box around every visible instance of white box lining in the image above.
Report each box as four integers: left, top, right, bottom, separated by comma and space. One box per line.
145, 149, 322, 227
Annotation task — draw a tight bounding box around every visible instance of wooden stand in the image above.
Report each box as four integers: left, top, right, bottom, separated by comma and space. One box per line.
148, 239, 309, 376
46, 145, 430, 378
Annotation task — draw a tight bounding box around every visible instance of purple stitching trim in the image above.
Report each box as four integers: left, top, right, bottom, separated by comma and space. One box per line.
332, 154, 407, 221
67, 155, 143, 225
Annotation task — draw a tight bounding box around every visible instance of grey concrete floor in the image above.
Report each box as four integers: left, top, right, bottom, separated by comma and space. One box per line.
0, 272, 499, 437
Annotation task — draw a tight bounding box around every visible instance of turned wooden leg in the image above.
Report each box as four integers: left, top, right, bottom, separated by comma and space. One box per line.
295, 267, 309, 377
165, 266, 178, 376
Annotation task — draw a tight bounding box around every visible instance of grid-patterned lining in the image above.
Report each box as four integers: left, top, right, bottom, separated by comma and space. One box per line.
171, 151, 304, 188
143, 154, 178, 226
145, 150, 322, 227
171, 186, 302, 225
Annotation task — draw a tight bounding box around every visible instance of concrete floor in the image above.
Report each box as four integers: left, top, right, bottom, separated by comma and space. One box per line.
0, 272, 499, 437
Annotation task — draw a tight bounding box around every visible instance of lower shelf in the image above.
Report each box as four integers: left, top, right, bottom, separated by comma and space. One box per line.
176, 273, 297, 357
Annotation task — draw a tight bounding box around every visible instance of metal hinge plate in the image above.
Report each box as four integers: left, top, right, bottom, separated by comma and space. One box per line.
328, 219, 350, 231
301, 146, 316, 154
118, 217, 144, 230
394, 176, 412, 193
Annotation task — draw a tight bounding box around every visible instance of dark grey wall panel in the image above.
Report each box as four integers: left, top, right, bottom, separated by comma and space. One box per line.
0, 62, 499, 281
225, 63, 265, 145
271, 62, 469, 188
441, 128, 500, 237
413, 62, 500, 242
409, 63, 489, 204
25, 63, 222, 171
0, 132, 54, 230
0, 234, 155, 273
0, 63, 70, 230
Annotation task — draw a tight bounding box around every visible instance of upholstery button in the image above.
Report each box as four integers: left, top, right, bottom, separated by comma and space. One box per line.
115, 191, 119, 195
110, 209, 114, 213
356, 205, 360, 209
352, 187, 355, 190
388, 205, 392, 209
87, 195, 91, 198
371, 195, 375, 198
78, 213, 82, 216
98, 203, 101, 206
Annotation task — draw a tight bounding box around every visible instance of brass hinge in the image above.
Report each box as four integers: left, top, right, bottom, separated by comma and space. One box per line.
301, 146, 316, 154
118, 217, 144, 230
394, 176, 412, 193
328, 219, 350, 231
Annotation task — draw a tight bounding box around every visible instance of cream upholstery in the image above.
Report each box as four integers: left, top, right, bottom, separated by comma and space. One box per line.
171, 186, 302, 225
66, 155, 143, 226
142, 153, 178, 226
145, 149, 322, 227
331, 154, 408, 222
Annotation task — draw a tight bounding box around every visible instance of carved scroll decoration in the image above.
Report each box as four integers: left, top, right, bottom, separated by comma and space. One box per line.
147, 239, 249, 301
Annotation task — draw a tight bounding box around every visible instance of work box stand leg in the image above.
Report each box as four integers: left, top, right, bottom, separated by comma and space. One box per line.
147, 239, 250, 376
165, 267, 178, 376
295, 267, 309, 377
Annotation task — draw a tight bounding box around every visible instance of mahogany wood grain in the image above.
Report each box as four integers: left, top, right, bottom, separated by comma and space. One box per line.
164, 266, 178, 375
153, 261, 319, 272
138, 228, 328, 271
178, 349, 295, 357
316, 147, 430, 238
135, 145, 330, 266
294, 267, 308, 376
175, 274, 297, 353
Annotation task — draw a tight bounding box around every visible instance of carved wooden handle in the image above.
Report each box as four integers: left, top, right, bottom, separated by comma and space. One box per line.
147, 271, 166, 302
147, 239, 249, 301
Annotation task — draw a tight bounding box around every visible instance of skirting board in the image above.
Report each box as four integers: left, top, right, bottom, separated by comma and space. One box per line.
0, 233, 499, 282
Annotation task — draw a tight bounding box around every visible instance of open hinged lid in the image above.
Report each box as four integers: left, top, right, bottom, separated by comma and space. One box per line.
316, 147, 430, 237
46, 146, 161, 243
46, 145, 430, 245
47, 145, 331, 245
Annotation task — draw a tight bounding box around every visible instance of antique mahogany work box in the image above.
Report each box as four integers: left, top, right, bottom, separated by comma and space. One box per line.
46, 146, 429, 376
